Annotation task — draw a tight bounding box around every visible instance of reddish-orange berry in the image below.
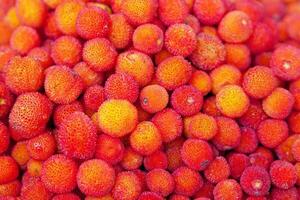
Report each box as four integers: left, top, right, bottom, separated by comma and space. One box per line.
76, 6, 111, 39
44, 12, 62, 39
202, 96, 222, 117
133, 24, 164, 54
213, 179, 243, 200
181, 138, 213, 171
77, 159, 115, 197
218, 10, 253, 43
289, 112, 300, 133
105, 73, 139, 103
239, 101, 268, 129
152, 108, 183, 143
164, 24, 197, 57
262, 87, 295, 119
98, 99, 138, 138
213, 116, 241, 150
235, 0, 264, 24
28, 47, 53, 68
45, 65, 84, 104
0, 156, 19, 184
184, 14, 201, 34
27, 131, 56, 161
270, 160, 297, 189
16, 0, 46, 28
193, 0, 226, 25
146, 169, 174, 196
225, 44, 251, 71
292, 139, 300, 161
83, 38, 117, 72
270, 187, 299, 200
0, 21, 12, 46
204, 156, 230, 184
240, 166, 271, 196
9, 92, 53, 139
140, 84, 169, 113
191, 33, 225, 71
116, 50, 154, 87
0, 180, 21, 197
20, 178, 51, 200
53, 101, 83, 127
51, 36, 82, 67
189, 70, 212, 96
172, 166, 203, 196
112, 171, 142, 200
216, 85, 250, 118
138, 192, 164, 200
144, 150, 168, 171
120, 0, 157, 25
228, 153, 250, 179
158, 0, 188, 26
41, 154, 78, 193
10, 26, 40, 55
121, 147, 143, 170
52, 193, 80, 200
270, 45, 300, 81
95, 134, 125, 165
156, 56, 192, 90
108, 14, 133, 49
83, 85, 106, 112
235, 127, 258, 154
4, 56, 44, 95
188, 113, 217, 140
171, 85, 203, 117
11, 141, 30, 166
73, 62, 103, 88
0, 122, 9, 154
27, 159, 43, 177
0, 81, 14, 119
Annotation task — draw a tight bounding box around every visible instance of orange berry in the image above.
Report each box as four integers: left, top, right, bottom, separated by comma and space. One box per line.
51, 36, 82, 66
28, 47, 53, 68
146, 169, 175, 197
0, 156, 19, 184
133, 24, 164, 54
193, 0, 226, 25
10, 26, 40, 55
116, 50, 154, 87
144, 150, 168, 171
76, 6, 111, 39
121, 147, 143, 170
204, 156, 230, 184
53, 101, 83, 127
45, 65, 84, 104
189, 70, 212, 96
213, 179, 243, 200
4, 56, 44, 95
188, 113, 218, 140
216, 85, 250, 118
73, 62, 103, 88
77, 159, 115, 197
16, 0, 46, 28
27, 159, 43, 177
0, 21, 12, 45
98, 99, 138, 137
218, 10, 253, 43
0, 180, 21, 197
191, 33, 225, 71
83, 38, 117, 72
156, 56, 192, 90
44, 12, 62, 38
21, 178, 51, 200
83, 85, 106, 112
130, 121, 162, 156
4, 7, 21, 29
0, 122, 9, 154
140, 84, 169, 113
54, 0, 85, 35
158, 0, 188, 26
41, 154, 78, 193
225, 44, 251, 71
11, 141, 30, 166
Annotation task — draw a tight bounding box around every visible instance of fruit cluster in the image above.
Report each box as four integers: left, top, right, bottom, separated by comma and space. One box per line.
0, 0, 300, 199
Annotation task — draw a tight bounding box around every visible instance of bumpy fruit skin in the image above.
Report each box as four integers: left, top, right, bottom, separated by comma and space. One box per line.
240, 166, 271, 196
213, 179, 243, 200
262, 87, 295, 119
270, 187, 299, 200
289, 112, 300, 134
58, 112, 97, 160
112, 171, 142, 200
73, 62, 103, 88
20, 178, 51, 200
28, 47, 53, 68
121, 147, 143, 170
0, 180, 21, 197
98, 99, 138, 138
138, 192, 164, 200
189, 70, 212, 96
158, 0, 188, 26
10, 26, 40, 55
242, 66, 278, 99
83, 38, 117, 72
83, 85, 106, 112
51, 36, 82, 67
53, 101, 83, 127
164, 24, 197, 57
172, 166, 203, 197
146, 169, 175, 197
171, 85, 203, 117
54, 0, 84, 35
105, 73, 139, 103
140, 84, 169, 113
0, 122, 9, 154
5, 56, 44, 95
44, 65, 84, 104
181, 139, 213, 171
120, 0, 157, 26
144, 150, 168, 171
190, 33, 225, 71
257, 119, 288, 149
152, 108, 183, 143
216, 85, 250, 118
225, 44, 251, 71
130, 121, 162, 156
76, 6, 111, 39
11, 141, 30, 166
77, 159, 115, 197
239, 101, 267, 129
41, 154, 78, 193
218, 10, 253, 43
0, 82, 13, 119
270, 160, 297, 189
133, 24, 164, 54
213, 116, 241, 151
204, 156, 230, 184
235, 127, 258, 154
9, 92, 53, 139
52, 193, 80, 200
193, 0, 226, 25
0, 156, 19, 184
270, 45, 300, 81
228, 153, 250, 179
108, 14, 133, 49
156, 56, 192, 90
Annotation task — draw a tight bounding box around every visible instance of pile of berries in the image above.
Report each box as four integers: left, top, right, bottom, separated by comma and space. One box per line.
1, 0, 300, 199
